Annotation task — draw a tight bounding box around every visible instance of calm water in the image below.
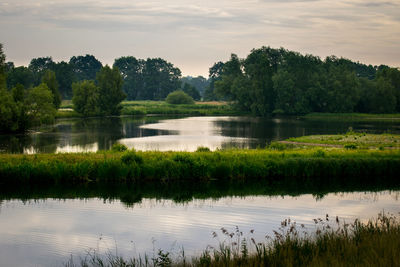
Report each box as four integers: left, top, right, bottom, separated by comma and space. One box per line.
0, 115, 399, 153
0, 191, 399, 266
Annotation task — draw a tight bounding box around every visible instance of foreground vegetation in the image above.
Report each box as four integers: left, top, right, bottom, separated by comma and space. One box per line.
65, 212, 400, 266
1, 147, 399, 187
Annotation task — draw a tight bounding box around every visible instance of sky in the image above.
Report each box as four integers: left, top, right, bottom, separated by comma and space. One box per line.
0, 0, 399, 77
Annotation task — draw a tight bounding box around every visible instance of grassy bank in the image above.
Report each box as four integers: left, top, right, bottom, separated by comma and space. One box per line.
1, 148, 400, 186
57, 100, 244, 118
285, 132, 400, 149
302, 112, 400, 121
65, 212, 400, 266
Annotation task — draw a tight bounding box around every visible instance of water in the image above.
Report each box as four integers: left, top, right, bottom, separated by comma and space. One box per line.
0, 115, 399, 153
0, 191, 399, 266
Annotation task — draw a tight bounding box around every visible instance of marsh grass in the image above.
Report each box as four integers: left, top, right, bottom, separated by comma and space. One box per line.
287, 132, 400, 149
303, 112, 400, 121
65, 212, 400, 266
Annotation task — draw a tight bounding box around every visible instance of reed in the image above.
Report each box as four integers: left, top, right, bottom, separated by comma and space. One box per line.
65, 212, 400, 266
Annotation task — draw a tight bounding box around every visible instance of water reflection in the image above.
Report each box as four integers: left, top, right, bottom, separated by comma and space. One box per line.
0, 115, 399, 153
0, 191, 399, 267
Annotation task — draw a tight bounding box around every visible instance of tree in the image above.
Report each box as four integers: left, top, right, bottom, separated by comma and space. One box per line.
53, 61, 75, 99
41, 70, 61, 109
204, 61, 224, 101
25, 83, 57, 125
72, 80, 99, 116
0, 44, 6, 88
113, 56, 144, 100
29, 57, 55, 85
96, 66, 126, 115
165, 90, 194, 104
69, 55, 102, 81
181, 76, 209, 97
0, 87, 19, 132
140, 58, 181, 100
6, 66, 34, 89
182, 83, 201, 100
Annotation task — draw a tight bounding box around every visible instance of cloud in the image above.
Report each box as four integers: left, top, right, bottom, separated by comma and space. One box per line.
0, 0, 399, 75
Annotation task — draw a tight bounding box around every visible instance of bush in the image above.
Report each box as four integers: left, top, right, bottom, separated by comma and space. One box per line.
120, 150, 143, 165
165, 90, 194, 105
111, 143, 128, 152
196, 146, 211, 152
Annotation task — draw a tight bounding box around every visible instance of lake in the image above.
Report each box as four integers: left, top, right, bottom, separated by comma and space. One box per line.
0, 115, 399, 153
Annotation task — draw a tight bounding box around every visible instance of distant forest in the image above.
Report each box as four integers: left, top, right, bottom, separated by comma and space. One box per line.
207, 47, 400, 115
5, 54, 208, 101
3, 45, 400, 115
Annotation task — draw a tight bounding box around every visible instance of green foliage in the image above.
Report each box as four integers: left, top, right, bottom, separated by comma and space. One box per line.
121, 150, 143, 165
69, 54, 102, 81
113, 57, 181, 101
72, 80, 99, 116
41, 70, 61, 109
165, 90, 195, 104
111, 143, 128, 152
0, 43, 6, 89
344, 144, 358, 149
26, 83, 57, 125
213, 46, 400, 115
1, 148, 399, 186
182, 82, 201, 100
96, 65, 126, 115
196, 146, 211, 152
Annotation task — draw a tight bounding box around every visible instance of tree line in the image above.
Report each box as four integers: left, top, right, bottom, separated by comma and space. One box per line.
206, 46, 400, 115
5, 53, 205, 101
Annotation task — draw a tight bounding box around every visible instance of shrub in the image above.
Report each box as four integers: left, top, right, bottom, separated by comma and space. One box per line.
165, 90, 194, 105
111, 143, 128, 152
196, 146, 211, 152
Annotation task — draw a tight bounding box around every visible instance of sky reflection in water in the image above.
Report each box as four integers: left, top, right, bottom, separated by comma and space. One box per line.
0, 191, 399, 266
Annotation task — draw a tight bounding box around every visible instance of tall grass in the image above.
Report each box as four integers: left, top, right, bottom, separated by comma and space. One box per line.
65, 212, 400, 266
1, 148, 400, 187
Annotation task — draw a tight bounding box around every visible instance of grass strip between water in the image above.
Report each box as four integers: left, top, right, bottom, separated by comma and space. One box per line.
1, 148, 400, 186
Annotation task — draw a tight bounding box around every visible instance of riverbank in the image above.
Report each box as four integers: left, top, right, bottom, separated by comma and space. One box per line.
302, 112, 400, 121
283, 132, 400, 149
56, 100, 245, 118
66, 212, 400, 266
1, 148, 399, 186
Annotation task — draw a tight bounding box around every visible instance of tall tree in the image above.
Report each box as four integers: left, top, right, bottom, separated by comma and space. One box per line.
72, 80, 99, 116
41, 70, 61, 109
69, 55, 103, 81
96, 66, 126, 115
29, 57, 55, 85
25, 83, 56, 125
6, 66, 34, 89
0, 43, 6, 89
53, 61, 74, 99
113, 56, 144, 100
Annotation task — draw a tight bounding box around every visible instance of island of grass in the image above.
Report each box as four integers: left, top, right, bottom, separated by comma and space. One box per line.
283, 132, 400, 149
1, 136, 400, 187
56, 100, 246, 118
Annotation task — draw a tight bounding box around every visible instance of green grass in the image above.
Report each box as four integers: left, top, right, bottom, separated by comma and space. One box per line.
57, 100, 245, 118
286, 132, 400, 149
1, 148, 400, 186
303, 112, 400, 121
65, 212, 400, 266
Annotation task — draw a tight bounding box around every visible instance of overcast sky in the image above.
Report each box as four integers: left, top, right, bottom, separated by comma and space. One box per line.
1, 0, 399, 76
